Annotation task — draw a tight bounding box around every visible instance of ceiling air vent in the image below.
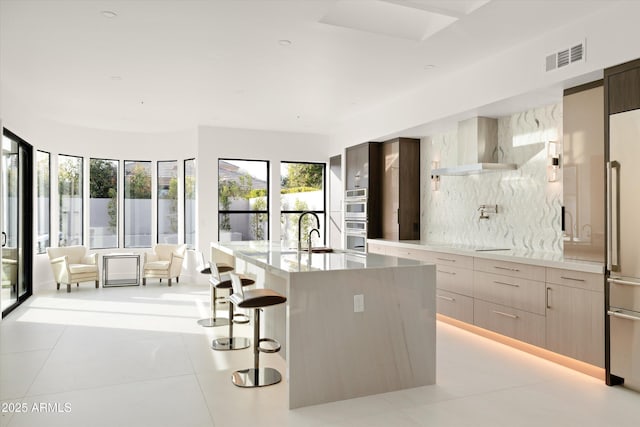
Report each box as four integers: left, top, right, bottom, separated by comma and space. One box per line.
545, 40, 586, 72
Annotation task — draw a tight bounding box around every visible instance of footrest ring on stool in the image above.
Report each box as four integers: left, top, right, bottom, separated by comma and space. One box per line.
232, 313, 250, 324
258, 338, 281, 353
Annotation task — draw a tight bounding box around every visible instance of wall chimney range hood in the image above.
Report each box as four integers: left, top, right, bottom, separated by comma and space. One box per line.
431, 117, 517, 176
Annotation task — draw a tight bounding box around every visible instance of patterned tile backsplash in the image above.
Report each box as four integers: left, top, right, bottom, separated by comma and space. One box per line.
421, 103, 563, 253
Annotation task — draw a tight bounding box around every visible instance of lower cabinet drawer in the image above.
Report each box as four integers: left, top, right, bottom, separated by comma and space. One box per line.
436, 290, 474, 324
437, 265, 473, 297
473, 300, 546, 347
473, 271, 545, 315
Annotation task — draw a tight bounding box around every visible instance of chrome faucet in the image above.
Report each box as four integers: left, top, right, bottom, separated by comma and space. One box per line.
298, 211, 320, 252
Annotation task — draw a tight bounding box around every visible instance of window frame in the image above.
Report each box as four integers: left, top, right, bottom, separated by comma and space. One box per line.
280, 160, 327, 245
88, 157, 120, 249
217, 158, 270, 241
123, 159, 153, 248
57, 153, 84, 247
184, 158, 196, 249
36, 150, 51, 254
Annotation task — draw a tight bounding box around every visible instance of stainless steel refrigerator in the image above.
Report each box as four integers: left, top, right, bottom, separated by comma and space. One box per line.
607, 108, 640, 390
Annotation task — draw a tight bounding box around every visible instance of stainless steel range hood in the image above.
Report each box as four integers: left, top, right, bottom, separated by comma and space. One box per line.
431, 117, 517, 176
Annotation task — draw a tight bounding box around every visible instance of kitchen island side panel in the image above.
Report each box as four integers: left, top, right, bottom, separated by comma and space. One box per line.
287, 265, 436, 409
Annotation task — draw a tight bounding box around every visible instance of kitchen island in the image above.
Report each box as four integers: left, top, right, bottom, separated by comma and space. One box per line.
211, 241, 436, 409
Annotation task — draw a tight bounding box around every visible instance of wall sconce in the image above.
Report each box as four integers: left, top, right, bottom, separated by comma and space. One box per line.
431, 161, 440, 191
547, 141, 560, 182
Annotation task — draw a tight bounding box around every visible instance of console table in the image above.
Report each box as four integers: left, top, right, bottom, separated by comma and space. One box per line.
102, 253, 141, 287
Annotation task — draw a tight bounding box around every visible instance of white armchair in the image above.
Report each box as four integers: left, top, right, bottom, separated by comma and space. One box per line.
46, 246, 99, 293
142, 244, 186, 287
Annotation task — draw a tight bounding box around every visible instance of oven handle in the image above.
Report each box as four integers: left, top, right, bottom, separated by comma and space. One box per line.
346, 231, 368, 237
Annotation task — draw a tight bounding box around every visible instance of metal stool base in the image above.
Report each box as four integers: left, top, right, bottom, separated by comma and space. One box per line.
197, 317, 229, 327
232, 367, 282, 388
212, 336, 250, 351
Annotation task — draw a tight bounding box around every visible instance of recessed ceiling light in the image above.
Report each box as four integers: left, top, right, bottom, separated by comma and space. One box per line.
424, 64, 436, 70
110, 75, 122, 81
101, 10, 118, 19
278, 39, 292, 46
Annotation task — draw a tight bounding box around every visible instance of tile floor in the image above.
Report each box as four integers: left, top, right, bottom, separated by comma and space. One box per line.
1, 282, 639, 427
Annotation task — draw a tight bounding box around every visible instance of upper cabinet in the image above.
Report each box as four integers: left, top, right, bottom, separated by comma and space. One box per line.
605, 59, 640, 115
345, 142, 380, 190
563, 82, 605, 262
345, 142, 382, 237
381, 138, 420, 240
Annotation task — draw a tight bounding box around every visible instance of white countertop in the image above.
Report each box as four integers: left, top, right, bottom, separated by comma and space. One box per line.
212, 240, 427, 278
368, 239, 604, 274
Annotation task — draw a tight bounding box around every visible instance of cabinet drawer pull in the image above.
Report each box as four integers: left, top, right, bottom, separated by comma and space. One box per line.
493, 280, 519, 288
492, 310, 519, 319
437, 270, 456, 276
546, 287, 551, 309
437, 257, 456, 263
437, 295, 455, 302
560, 276, 585, 282
494, 266, 520, 272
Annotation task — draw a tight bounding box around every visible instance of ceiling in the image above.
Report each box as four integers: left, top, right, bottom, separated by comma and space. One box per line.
0, 0, 612, 136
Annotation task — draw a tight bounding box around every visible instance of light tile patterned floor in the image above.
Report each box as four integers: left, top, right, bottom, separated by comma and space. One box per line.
1, 282, 639, 427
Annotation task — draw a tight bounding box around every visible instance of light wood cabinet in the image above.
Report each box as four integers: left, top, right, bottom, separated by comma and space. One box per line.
434, 254, 474, 322
437, 264, 473, 297
563, 82, 605, 262
436, 289, 474, 324
381, 138, 420, 240
363, 240, 605, 369
474, 299, 546, 347
474, 258, 545, 282
545, 267, 604, 367
367, 242, 386, 255
473, 271, 546, 315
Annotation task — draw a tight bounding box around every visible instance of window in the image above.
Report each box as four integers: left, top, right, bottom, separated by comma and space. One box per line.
36, 150, 50, 253
280, 162, 326, 246
58, 154, 83, 246
184, 158, 196, 249
157, 160, 178, 244
218, 159, 269, 241
124, 160, 152, 247
89, 158, 119, 248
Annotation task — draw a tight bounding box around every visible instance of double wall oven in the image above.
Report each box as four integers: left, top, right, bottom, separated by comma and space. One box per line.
345, 188, 367, 253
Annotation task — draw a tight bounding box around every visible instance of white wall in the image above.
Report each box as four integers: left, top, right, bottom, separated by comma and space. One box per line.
1, 113, 197, 292
196, 126, 330, 261
328, 3, 640, 155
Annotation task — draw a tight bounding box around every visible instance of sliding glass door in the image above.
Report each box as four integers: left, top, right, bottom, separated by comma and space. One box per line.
2, 129, 33, 317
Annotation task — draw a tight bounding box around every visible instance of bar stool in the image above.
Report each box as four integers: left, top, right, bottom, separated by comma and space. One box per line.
228, 273, 287, 388
211, 266, 255, 351
197, 262, 233, 327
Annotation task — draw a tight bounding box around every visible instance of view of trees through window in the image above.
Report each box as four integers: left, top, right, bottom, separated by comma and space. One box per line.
36, 151, 50, 253
184, 159, 196, 249
280, 162, 325, 246
124, 161, 152, 247
58, 155, 83, 246
218, 159, 268, 241
89, 159, 118, 248
158, 161, 178, 244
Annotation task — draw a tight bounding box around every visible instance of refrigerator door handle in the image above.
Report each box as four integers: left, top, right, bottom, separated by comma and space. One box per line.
608, 309, 640, 322
607, 161, 621, 272
608, 277, 640, 287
